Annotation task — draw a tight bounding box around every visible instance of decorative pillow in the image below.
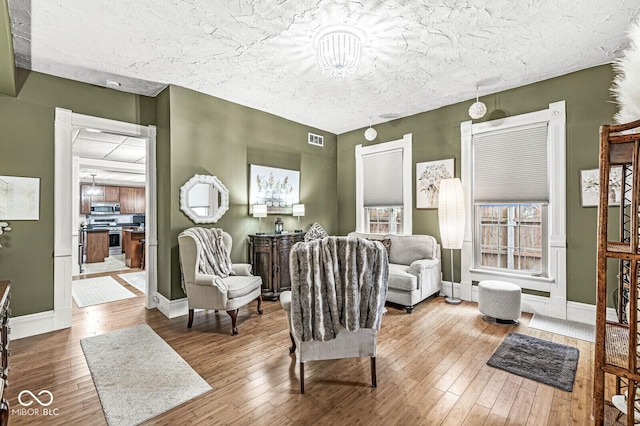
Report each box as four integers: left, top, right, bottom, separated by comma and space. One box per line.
368, 238, 392, 258
304, 223, 329, 242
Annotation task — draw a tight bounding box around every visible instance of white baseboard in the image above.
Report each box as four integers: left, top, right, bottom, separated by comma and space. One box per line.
156, 294, 188, 319
10, 311, 57, 340
444, 280, 617, 325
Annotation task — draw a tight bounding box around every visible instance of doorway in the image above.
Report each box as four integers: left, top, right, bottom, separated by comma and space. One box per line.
54, 108, 158, 330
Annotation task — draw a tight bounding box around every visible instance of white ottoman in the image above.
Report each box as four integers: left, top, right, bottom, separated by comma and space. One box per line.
478, 280, 521, 324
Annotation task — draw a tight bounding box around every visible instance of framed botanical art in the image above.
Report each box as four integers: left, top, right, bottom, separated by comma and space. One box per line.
580, 167, 623, 207
249, 165, 300, 214
0, 175, 40, 220
416, 159, 455, 209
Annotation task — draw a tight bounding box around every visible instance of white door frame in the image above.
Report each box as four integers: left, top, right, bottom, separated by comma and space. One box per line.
54, 108, 158, 330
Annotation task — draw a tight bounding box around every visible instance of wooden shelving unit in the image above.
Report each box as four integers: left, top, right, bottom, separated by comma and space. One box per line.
594, 118, 640, 425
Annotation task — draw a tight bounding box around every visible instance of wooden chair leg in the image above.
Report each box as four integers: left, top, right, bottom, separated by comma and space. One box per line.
257, 294, 263, 314
187, 309, 194, 328
226, 309, 239, 335
300, 362, 305, 394
371, 357, 377, 388
288, 332, 296, 354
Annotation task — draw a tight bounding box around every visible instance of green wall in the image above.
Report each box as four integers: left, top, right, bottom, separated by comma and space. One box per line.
0, 70, 156, 316
337, 65, 618, 305
159, 85, 337, 300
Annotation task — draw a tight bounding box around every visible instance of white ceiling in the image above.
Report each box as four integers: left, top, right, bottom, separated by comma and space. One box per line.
73, 129, 146, 186
7, 1, 640, 134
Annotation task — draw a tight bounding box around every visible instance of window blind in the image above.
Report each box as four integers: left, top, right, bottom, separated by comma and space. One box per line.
363, 149, 403, 207
473, 123, 549, 202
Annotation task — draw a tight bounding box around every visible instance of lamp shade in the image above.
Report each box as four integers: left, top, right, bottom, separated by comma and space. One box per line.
438, 178, 465, 250
292, 204, 305, 217
252, 204, 267, 218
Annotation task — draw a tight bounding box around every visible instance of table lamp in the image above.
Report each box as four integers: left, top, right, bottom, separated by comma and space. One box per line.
253, 204, 267, 235
292, 204, 305, 233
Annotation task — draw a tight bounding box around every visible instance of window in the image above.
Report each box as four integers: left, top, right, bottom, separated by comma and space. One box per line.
476, 203, 546, 275
366, 207, 403, 234
355, 134, 412, 234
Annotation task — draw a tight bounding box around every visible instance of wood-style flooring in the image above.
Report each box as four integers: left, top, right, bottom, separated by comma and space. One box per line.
6, 273, 598, 425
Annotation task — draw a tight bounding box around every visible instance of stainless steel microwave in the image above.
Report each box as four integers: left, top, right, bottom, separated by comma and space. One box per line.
90, 202, 120, 215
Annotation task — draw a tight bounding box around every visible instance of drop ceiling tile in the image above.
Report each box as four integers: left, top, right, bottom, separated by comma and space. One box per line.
104, 145, 146, 162
73, 139, 119, 158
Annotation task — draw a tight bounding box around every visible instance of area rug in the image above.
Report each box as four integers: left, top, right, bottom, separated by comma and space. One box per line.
81, 324, 212, 426
486, 332, 579, 392
72, 276, 136, 307
529, 314, 595, 342
118, 271, 146, 293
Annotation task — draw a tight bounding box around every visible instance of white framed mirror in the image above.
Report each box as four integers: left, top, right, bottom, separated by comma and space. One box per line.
180, 174, 229, 223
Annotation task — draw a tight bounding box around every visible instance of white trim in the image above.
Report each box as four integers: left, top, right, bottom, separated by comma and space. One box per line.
355, 134, 412, 233
461, 101, 567, 318
53, 108, 158, 336
9, 311, 56, 340
156, 294, 189, 319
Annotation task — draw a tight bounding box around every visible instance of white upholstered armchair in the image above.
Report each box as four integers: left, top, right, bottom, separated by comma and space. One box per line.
178, 228, 263, 335
281, 236, 388, 393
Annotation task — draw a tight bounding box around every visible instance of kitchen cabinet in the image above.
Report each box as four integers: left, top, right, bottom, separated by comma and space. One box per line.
84, 229, 109, 263
123, 229, 145, 268
104, 186, 120, 202
81, 184, 105, 214
120, 187, 145, 214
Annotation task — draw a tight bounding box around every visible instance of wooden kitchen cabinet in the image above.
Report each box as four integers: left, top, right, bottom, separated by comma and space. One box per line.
104, 186, 120, 202
120, 187, 145, 214
84, 229, 109, 263
80, 184, 105, 214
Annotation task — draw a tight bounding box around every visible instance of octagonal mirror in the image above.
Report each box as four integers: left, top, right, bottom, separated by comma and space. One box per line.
180, 174, 229, 224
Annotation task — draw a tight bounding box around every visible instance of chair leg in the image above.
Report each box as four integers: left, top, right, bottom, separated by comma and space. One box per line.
371, 357, 377, 388
288, 332, 296, 354
226, 309, 239, 335
300, 362, 305, 394
187, 309, 194, 328
257, 294, 263, 314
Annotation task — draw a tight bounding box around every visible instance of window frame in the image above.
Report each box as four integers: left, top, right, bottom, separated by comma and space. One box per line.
460, 101, 567, 318
355, 134, 412, 234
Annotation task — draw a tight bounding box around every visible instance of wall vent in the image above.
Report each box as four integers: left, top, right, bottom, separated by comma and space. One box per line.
308, 132, 324, 147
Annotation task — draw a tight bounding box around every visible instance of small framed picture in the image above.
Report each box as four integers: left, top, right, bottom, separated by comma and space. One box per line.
580, 167, 623, 207
416, 159, 455, 209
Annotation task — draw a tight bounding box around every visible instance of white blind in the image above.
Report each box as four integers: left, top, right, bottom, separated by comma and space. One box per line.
473, 123, 549, 202
363, 149, 403, 207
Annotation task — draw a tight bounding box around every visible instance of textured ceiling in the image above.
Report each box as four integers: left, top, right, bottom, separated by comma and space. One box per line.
8, 0, 640, 134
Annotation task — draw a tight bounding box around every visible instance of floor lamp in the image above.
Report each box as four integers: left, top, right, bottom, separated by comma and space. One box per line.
438, 178, 465, 305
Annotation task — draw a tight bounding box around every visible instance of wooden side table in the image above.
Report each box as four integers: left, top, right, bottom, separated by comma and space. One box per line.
248, 233, 304, 300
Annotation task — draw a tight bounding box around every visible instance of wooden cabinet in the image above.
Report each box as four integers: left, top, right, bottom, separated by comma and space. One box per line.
0, 281, 10, 426
84, 230, 109, 263
249, 233, 304, 300
81, 185, 144, 214
119, 187, 145, 214
123, 230, 145, 268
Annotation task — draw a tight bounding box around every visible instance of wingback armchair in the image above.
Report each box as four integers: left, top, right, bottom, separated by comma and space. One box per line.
178, 228, 263, 335
281, 236, 388, 393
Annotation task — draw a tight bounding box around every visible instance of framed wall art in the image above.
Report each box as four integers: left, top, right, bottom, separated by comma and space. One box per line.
0, 175, 40, 220
416, 158, 455, 209
580, 167, 623, 207
249, 165, 300, 214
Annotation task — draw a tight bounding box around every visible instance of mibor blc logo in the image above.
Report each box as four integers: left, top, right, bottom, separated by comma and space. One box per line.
12, 390, 59, 416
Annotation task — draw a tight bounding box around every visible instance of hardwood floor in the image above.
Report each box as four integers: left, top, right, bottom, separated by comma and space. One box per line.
6, 277, 598, 425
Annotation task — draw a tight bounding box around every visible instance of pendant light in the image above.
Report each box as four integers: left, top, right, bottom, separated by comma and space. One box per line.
468, 86, 487, 119
86, 174, 99, 196
364, 116, 377, 141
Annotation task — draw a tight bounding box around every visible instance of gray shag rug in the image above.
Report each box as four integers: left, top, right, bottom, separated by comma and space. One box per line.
81, 324, 211, 425
486, 332, 579, 392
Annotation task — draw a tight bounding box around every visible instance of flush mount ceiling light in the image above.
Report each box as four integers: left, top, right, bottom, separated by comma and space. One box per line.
106, 79, 121, 88
314, 25, 364, 79
468, 86, 487, 119
364, 116, 377, 141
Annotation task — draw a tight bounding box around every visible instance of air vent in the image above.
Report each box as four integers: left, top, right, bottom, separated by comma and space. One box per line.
308, 132, 324, 147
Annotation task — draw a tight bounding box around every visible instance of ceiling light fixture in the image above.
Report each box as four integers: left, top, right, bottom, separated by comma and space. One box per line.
314, 25, 364, 79
86, 174, 100, 196
364, 116, 377, 141
106, 80, 121, 88
468, 86, 487, 119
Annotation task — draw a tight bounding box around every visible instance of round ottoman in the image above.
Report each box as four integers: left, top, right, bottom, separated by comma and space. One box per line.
478, 280, 521, 324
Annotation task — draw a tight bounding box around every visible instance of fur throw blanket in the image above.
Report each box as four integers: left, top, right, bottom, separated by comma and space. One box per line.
181, 227, 235, 278
289, 236, 389, 342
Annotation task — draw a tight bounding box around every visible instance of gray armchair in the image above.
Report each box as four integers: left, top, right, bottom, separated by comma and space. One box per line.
178, 229, 263, 335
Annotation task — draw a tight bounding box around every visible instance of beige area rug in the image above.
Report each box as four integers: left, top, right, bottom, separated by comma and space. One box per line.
81, 324, 212, 426
118, 271, 146, 294
72, 276, 136, 308
529, 314, 595, 342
